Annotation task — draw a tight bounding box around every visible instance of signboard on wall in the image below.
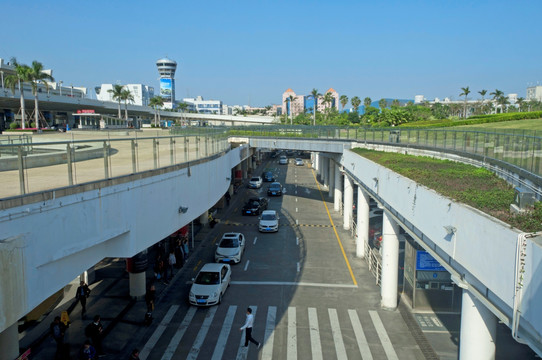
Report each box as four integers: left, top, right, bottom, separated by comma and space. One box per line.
160, 78, 173, 103
416, 251, 446, 271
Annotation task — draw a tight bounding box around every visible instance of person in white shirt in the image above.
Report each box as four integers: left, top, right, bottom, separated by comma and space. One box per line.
239, 307, 261, 348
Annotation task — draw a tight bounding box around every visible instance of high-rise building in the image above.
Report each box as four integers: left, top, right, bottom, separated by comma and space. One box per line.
527, 86, 542, 102
281, 88, 339, 118
156, 58, 177, 109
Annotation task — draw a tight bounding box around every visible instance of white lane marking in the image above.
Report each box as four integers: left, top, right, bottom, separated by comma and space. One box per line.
296, 207, 298, 212
288, 307, 297, 360
296, 198, 298, 202
349, 309, 373, 360
140, 305, 179, 360
187, 306, 218, 360
329, 308, 347, 360
308, 308, 323, 360
296, 237, 299, 245
369, 310, 399, 360
253, 237, 257, 245
211, 306, 237, 360
236, 306, 257, 360
262, 306, 277, 360
161, 306, 197, 360
244, 260, 250, 271
296, 262, 300, 272
296, 219, 299, 225
230, 281, 358, 288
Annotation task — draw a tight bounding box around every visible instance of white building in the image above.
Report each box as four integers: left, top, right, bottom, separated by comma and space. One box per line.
182, 96, 223, 114
95, 84, 154, 106
527, 86, 542, 102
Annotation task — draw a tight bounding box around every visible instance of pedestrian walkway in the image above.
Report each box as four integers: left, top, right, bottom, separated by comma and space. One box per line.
140, 304, 403, 360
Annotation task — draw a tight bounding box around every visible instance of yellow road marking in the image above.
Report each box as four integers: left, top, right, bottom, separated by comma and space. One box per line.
193, 260, 202, 272
212, 236, 218, 245
311, 168, 358, 286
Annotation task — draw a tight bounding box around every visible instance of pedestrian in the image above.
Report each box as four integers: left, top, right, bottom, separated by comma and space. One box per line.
79, 340, 96, 359
154, 254, 165, 282
167, 249, 176, 280
129, 348, 141, 360
182, 237, 189, 261
174, 237, 184, 268
85, 315, 105, 356
76, 281, 91, 317
50, 316, 68, 359
239, 307, 261, 349
225, 191, 231, 206
145, 285, 156, 313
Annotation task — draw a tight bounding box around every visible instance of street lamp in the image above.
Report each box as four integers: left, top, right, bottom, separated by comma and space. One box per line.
59, 81, 63, 96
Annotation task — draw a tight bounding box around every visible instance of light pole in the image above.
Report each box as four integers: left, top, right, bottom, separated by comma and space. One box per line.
0, 70, 4, 91
59, 81, 63, 96
70, 85, 73, 97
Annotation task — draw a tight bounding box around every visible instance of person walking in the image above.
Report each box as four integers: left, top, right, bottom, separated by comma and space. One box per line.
50, 316, 68, 359
167, 249, 176, 281
85, 315, 105, 356
79, 340, 96, 359
128, 348, 141, 360
182, 237, 189, 261
75, 281, 91, 317
239, 307, 261, 349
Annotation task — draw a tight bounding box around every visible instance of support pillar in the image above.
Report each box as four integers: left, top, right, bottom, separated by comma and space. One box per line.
334, 164, 342, 212
381, 210, 400, 310
356, 187, 370, 258
242, 159, 248, 179
328, 160, 335, 198
459, 289, 497, 359
0, 323, 19, 360
199, 210, 209, 225
129, 271, 146, 298
343, 175, 353, 230
314, 153, 320, 172
323, 157, 329, 188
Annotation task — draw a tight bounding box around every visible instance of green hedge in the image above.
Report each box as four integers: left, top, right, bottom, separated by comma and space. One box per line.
398, 111, 542, 128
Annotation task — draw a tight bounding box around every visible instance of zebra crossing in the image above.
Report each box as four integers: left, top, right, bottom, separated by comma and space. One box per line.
141, 304, 401, 360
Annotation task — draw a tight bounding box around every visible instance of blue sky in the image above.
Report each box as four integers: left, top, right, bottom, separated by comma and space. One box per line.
2, 0, 541, 107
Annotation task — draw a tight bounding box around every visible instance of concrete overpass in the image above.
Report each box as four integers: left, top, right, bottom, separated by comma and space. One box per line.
1, 128, 542, 359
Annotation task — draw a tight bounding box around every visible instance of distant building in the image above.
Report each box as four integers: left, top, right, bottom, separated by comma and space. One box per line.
282, 88, 339, 117
414, 95, 425, 104
156, 57, 177, 109
527, 86, 542, 102
183, 96, 222, 114
95, 84, 154, 106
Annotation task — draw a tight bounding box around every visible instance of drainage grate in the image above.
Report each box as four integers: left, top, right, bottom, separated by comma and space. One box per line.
398, 300, 441, 360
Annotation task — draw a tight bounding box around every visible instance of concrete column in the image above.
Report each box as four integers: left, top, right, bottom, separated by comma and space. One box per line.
459, 289, 497, 359
0, 323, 19, 360
129, 271, 146, 298
356, 187, 370, 258
343, 175, 353, 230
323, 157, 329, 188
328, 160, 335, 198
199, 210, 209, 225
334, 164, 342, 212
79, 270, 88, 285
381, 210, 400, 310
314, 153, 319, 172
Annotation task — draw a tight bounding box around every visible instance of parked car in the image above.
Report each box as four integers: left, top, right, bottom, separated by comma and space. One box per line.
242, 197, 268, 215
267, 182, 283, 196
262, 171, 275, 182
295, 158, 304, 166
189, 263, 231, 306
259, 210, 280, 232
279, 156, 288, 165
215, 232, 245, 263
248, 176, 263, 189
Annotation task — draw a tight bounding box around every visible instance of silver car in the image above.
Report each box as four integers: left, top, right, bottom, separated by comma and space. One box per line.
189, 263, 231, 306
215, 232, 245, 263
279, 156, 288, 165
259, 210, 280, 232
295, 158, 303, 166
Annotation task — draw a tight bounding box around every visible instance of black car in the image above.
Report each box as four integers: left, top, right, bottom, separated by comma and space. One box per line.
242, 197, 268, 216
267, 182, 283, 196
262, 171, 275, 182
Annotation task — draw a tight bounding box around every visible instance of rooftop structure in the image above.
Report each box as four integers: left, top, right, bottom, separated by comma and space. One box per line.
156, 58, 177, 109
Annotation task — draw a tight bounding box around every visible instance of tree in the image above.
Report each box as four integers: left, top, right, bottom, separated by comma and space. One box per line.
340, 95, 348, 111
121, 89, 134, 123
490, 89, 504, 113
378, 98, 387, 111
4, 57, 32, 129
391, 99, 400, 108
478, 89, 487, 104
364, 97, 372, 109
321, 92, 334, 121
27, 61, 54, 129
176, 102, 189, 125
284, 95, 296, 125
108, 84, 124, 119
460, 86, 471, 118
351, 96, 361, 113
497, 95, 510, 113
516, 97, 525, 112
310, 88, 321, 125
149, 96, 164, 126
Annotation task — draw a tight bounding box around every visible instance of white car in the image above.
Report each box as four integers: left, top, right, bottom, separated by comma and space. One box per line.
215, 232, 245, 263
259, 210, 280, 232
248, 176, 263, 189
295, 158, 303, 166
189, 263, 231, 306
279, 156, 288, 165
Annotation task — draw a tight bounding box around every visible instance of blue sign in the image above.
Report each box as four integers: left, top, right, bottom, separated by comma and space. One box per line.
416, 251, 446, 271
160, 78, 173, 102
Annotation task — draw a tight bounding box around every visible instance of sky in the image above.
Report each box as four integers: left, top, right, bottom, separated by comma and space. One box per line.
2, 0, 542, 107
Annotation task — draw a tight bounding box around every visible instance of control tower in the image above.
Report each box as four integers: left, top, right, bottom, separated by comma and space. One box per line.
156, 57, 177, 109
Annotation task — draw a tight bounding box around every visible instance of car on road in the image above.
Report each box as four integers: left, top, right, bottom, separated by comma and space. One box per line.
242, 197, 268, 215
295, 158, 303, 166
189, 263, 231, 306
215, 232, 246, 263
279, 156, 288, 165
248, 176, 263, 189
267, 182, 283, 196
262, 171, 275, 182
259, 210, 280, 232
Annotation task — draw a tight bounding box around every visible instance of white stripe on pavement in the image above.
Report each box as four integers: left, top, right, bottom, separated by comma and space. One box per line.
244, 260, 250, 271
236, 306, 257, 360
230, 281, 357, 288
253, 237, 257, 245
287, 307, 297, 360
140, 305, 179, 360
296, 262, 300, 272
308, 308, 323, 360
329, 308, 347, 360
211, 306, 237, 360
348, 309, 373, 360
369, 310, 399, 360
161, 306, 197, 360
261, 306, 276, 360
186, 306, 218, 360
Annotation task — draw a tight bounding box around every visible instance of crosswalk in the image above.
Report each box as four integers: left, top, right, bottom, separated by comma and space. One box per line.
141, 304, 401, 360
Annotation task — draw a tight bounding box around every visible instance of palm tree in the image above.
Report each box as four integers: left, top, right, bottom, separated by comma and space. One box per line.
497, 95, 510, 113
340, 95, 348, 111
391, 99, 400, 107
149, 96, 164, 126
108, 84, 124, 118
310, 88, 321, 125
351, 96, 361, 113
120, 89, 134, 125
4, 57, 32, 129
27, 61, 54, 129
490, 89, 504, 113
364, 97, 372, 109
177, 102, 189, 125
460, 86, 471, 118
378, 98, 387, 111
285, 95, 296, 125
516, 97, 525, 112
322, 92, 334, 122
